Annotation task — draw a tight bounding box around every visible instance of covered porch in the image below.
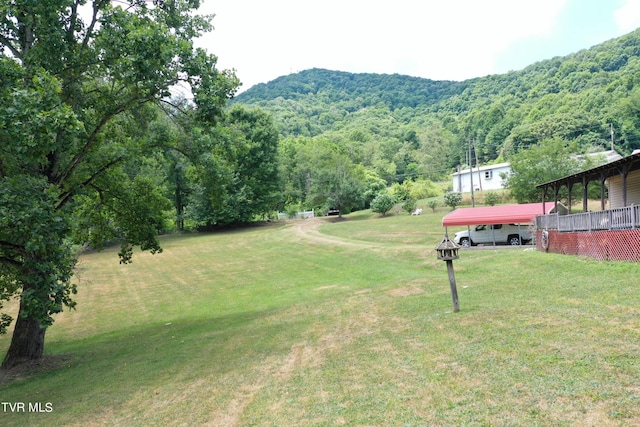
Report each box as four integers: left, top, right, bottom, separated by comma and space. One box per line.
536, 151, 640, 231
535, 151, 640, 261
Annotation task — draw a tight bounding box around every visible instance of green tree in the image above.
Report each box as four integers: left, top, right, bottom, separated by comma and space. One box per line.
409, 178, 440, 200
311, 155, 366, 217
444, 191, 463, 210
278, 136, 328, 208
402, 197, 417, 214
370, 193, 396, 216
391, 181, 412, 201
278, 136, 366, 215
362, 168, 387, 208
0, 0, 237, 369
616, 88, 640, 153
188, 106, 281, 226
223, 106, 282, 221
503, 138, 589, 203
414, 122, 454, 180
144, 106, 196, 231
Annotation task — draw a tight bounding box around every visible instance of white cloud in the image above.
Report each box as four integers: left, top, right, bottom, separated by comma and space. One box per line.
198, 0, 604, 90
614, 0, 640, 33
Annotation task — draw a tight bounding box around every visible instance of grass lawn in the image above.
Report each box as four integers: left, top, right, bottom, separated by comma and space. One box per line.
1, 209, 639, 426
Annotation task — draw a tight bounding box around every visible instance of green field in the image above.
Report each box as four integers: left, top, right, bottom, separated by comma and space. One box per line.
1, 210, 639, 426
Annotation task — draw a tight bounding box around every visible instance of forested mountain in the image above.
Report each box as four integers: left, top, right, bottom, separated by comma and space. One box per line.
235, 68, 469, 110
233, 29, 640, 184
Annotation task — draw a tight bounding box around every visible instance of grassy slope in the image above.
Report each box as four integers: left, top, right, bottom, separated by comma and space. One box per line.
1, 210, 639, 426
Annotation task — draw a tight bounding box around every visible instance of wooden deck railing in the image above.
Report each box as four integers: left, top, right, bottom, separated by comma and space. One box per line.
536, 205, 640, 232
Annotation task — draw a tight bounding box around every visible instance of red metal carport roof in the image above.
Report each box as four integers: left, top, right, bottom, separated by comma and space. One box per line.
442, 203, 549, 227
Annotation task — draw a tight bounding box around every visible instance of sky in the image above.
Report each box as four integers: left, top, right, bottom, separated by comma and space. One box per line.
195, 0, 640, 92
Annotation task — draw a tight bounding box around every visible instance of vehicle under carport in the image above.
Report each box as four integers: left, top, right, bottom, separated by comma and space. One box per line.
442, 203, 551, 247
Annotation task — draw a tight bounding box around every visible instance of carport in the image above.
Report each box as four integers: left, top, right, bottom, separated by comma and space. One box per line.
442, 203, 549, 246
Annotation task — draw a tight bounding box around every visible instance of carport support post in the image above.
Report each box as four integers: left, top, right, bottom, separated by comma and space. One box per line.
446, 260, 460, 313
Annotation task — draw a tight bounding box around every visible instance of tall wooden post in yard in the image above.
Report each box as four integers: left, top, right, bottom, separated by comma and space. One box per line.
435, 231, 460, 313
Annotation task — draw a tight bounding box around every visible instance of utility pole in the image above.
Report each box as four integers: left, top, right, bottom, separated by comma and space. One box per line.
468, 139, 475, 207
610, 123, 615, 151
474, 138, 482, 192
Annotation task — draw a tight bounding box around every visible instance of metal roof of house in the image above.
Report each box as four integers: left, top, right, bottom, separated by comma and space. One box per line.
583, 149, 622, 163
451, 162, 510, 176
442, 203, 549, 227
536, 151, 640, 190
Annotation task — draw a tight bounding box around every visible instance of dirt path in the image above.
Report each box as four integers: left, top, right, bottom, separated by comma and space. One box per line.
284, 217, 436, 259
286, 217, 378, 248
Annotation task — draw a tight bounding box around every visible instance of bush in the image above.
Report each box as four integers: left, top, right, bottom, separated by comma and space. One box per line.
391, 181, 411, 201
484, 191, 501, 206
370, 193, 396, 216
409, 179, 440, 200
402, 197, 417, 214
427, 199, 438, 212
444, 191, 462, 210
285, 203, 300, 219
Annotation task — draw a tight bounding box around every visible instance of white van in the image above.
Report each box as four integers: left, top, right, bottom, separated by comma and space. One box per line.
453, 223, 532, 247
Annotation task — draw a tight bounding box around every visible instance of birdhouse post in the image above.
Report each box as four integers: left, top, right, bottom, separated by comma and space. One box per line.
435, 231, 460, 313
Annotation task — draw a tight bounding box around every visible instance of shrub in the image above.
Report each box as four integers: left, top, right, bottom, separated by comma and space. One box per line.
427, 199, 438, 212
444, 191, 462, 210
484, 191, 501, 206
402, 197, 417, 214
370, 193, 396, 216
409, 179, 440, 200
391, 181, 412, 201
285, 203, 300, 219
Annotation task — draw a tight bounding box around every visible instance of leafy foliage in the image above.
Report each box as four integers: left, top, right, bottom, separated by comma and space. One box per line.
279, 136, 371, 215
0, 0, 238, 368
370, 192, 396, 216
235, 68, 468, 111
187, 106, 281, 227
235, 29, 640, 185
0, 176, 76, 333
402, 197, 417, 214
444, 191, 463, 210
502, 138, 593, 203
484, 191, 501, 206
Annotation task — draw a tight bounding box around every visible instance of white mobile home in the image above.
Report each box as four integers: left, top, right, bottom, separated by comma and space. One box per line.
451, 162, 511, 193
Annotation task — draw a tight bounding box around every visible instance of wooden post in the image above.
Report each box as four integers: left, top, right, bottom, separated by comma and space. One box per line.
446, 259, 459, 312
436, 232, 460, 313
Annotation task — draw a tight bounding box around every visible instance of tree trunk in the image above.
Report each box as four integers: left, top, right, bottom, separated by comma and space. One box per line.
1, 304, 47, 370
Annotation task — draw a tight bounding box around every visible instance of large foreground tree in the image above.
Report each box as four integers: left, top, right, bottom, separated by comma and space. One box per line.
0, 0, 238, 369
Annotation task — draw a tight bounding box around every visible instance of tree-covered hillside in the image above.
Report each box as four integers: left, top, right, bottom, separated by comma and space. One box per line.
234, 29, 640, 184
235, 68, 469, 110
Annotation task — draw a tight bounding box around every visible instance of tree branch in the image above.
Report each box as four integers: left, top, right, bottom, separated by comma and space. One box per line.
0, 240, 26, 253
56, 155, 126, 210
0, 256, 23, 269
57, 96, 147, 186
81, 0, 108, 51
159, 99, 191, 117
0, 33, 21, 60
